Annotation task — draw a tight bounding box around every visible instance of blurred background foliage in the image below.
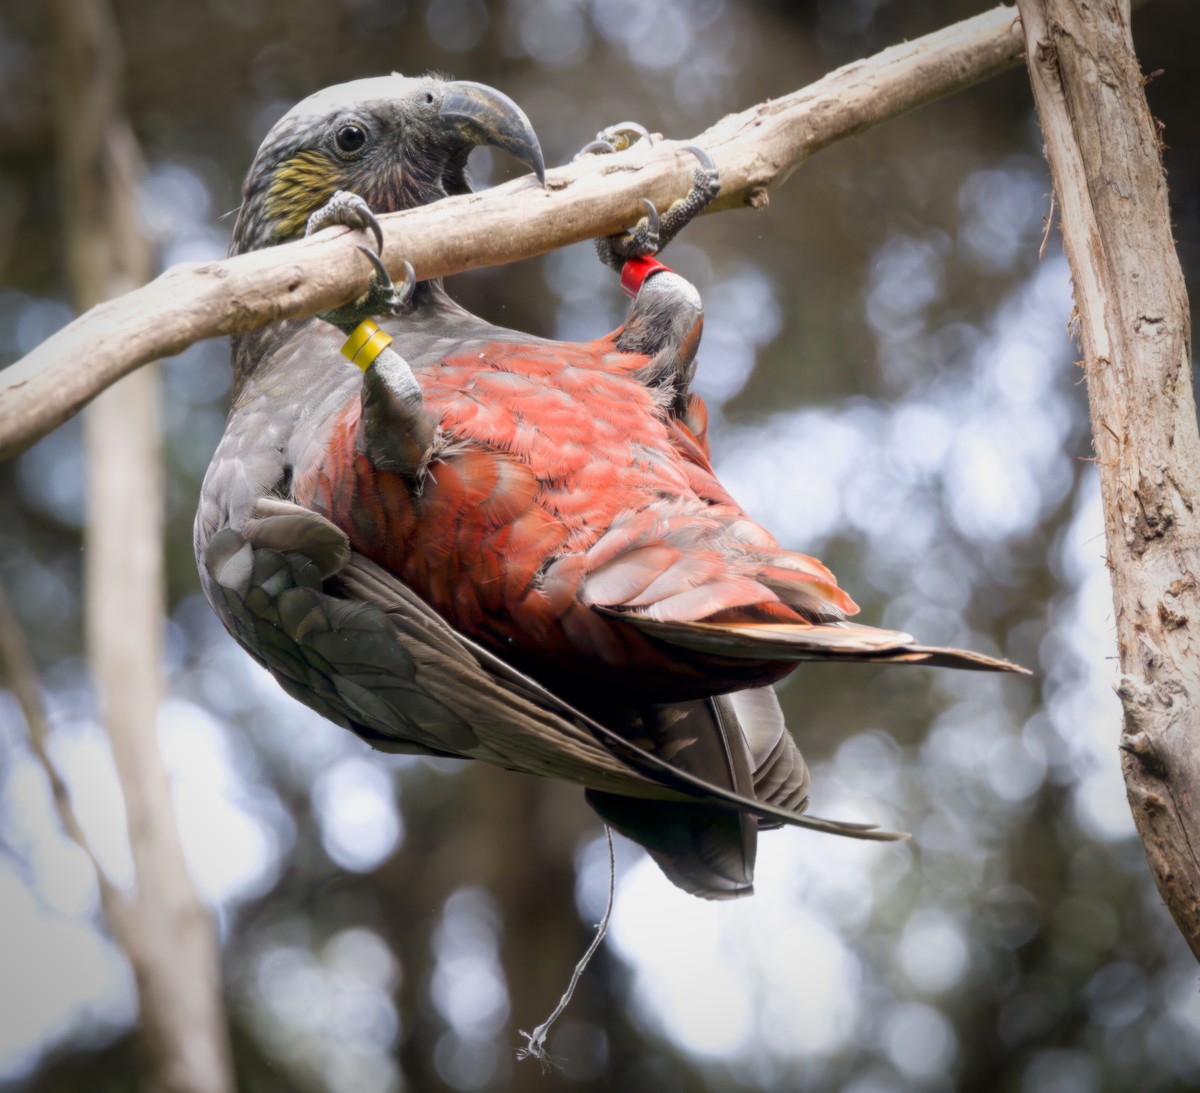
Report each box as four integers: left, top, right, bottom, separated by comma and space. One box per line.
1, 0, 1199, 1090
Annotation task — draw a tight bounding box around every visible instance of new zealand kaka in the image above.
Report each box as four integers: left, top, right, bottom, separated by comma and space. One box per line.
196, 75, 1021, 899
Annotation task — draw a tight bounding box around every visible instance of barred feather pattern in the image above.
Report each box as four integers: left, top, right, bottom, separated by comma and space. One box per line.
292, 329, 856, 703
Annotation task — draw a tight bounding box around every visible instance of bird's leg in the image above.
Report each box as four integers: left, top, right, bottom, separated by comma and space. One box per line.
612, 261, 705, 412
577, 134, 721, 409
306, 190, 436, 484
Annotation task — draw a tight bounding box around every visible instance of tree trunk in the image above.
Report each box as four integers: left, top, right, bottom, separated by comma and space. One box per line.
1017, 0, 1200, 957
50, 0, 236, 1085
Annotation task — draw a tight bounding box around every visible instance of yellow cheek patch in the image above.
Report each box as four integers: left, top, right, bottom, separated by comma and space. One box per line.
341, 320, 393, 371
265, 151, 341, 239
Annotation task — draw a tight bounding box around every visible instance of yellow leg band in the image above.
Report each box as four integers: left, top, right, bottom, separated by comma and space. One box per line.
340, 320, 394, 372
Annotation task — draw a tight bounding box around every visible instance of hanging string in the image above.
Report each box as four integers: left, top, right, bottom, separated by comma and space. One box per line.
516, 826, 616, 1070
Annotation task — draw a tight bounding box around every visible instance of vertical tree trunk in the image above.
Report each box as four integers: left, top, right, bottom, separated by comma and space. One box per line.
49, 0, 236, 1086
1016, 0, 1200, 957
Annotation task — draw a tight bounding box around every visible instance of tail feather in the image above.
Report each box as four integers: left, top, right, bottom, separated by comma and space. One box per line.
585, 789, 757, 900
602, 610, 1029, 674
713, 688, 811, 827
587, 697, 759, 899
585, 686, 889, 899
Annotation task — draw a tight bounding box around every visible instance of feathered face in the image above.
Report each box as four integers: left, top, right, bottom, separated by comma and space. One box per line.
231, 74, 544, 254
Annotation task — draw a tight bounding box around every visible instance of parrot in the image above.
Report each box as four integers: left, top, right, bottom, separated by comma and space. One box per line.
195, 74, 1023, 900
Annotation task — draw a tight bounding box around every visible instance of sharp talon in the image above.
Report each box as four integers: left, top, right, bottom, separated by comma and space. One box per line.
397, 260, 416, 307
366, 214, 384, 255
641, 198, 659, 239
356, 244, 393, 289
577, 121, 652, 162
604, 121, 652, 147
307, 190, 385, 255
576, 139, 616, 160
680, 144, 716, 172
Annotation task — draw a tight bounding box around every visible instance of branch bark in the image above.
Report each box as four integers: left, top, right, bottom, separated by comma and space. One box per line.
1017, 0, 1200, 957
50, 1, 236, 1087
0, 3, 1029, 459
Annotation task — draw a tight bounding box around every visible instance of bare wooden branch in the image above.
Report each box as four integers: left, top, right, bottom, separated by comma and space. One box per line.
0, 4, 1028, 459
1017, 0, 1200, 957
51, 0, 236, 1087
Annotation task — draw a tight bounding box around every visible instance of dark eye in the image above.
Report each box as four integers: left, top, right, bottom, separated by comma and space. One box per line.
335, 123, 367, 156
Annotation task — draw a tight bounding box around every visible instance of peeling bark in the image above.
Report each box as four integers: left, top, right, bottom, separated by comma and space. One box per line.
1017, 0, 1200, 957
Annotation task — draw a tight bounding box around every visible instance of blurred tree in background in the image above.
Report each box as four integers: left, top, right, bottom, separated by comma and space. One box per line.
1, 1, 1198, 1091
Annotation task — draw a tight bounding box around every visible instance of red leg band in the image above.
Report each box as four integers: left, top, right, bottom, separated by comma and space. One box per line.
621, 256, 670, 298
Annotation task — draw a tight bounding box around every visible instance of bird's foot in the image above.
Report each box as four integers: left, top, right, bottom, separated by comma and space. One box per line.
658, 144, 721, 247
575, 120, 654, 159
320, 248, 416, 335
306, 190, 416, 334
578, 129, 720, 273
306, 189, 385, 252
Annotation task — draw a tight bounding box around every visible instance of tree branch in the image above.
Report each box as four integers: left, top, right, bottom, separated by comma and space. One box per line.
1017, 0, 1200, 958
0, 4, 1028, 459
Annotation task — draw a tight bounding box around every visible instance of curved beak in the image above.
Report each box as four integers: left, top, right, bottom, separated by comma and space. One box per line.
438, 80, 546, 185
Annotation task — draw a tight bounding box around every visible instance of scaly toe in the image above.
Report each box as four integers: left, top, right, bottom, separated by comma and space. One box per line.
612, 197, 661, 259
593, 197, 662, 272
630, 197, 661, 253
306, 189, 384, 253
679, 144, 721, 202
317, 246, 416, 333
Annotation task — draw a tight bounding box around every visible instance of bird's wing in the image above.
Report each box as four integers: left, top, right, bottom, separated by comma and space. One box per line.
205, 502, 650, 783
202, 498, 904, 841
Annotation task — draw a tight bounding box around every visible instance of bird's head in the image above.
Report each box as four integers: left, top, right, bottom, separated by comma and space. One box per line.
231, 74, 544, 254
